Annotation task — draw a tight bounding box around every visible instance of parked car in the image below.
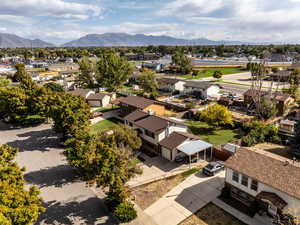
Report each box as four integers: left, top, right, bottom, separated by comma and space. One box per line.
91, 112, 103, 119
202, 161, 224, 176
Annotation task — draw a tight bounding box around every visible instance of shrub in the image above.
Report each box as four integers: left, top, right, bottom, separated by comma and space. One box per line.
114, 201, 137, 223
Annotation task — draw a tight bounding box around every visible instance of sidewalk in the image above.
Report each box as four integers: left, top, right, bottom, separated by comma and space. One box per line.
144, 171, 225, 225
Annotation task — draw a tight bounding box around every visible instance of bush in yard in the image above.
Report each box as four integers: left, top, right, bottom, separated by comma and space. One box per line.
114, 201, 137, 223
196, 104, 233, 128
213, 70, 223, 79
241, 121, 280, 147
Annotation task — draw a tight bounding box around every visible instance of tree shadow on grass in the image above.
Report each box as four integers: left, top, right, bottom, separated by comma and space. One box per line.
6, 128, 63, 152
36, 198, 118, 225
188, 125, 216, 136
24, 165, 81, 188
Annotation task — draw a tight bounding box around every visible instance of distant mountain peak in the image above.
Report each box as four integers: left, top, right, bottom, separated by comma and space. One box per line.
0, 33, 54, 48
62, 32, 251, 47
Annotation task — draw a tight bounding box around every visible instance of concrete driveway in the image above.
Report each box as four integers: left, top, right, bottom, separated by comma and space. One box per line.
0, 122, 117, 225
144, 171, 225, 225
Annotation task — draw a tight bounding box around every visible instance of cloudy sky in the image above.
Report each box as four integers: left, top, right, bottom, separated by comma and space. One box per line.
0, 0, 300, 44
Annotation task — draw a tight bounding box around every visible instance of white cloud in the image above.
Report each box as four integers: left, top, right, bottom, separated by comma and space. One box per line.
0, 0, 102, 20
157, 0, 224, 16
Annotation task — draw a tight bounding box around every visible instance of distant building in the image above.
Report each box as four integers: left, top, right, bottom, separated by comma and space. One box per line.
124, 53, 160, 61
184, 81, 220, 99
157, 78, 186, 93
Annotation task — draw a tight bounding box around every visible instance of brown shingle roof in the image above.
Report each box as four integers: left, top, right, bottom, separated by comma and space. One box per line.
86, 93, 108, 100
159, 132, 200, 150
134, 115, 186, 134
158, 78, 181, 86
68, 89, 92, 98
124, 110, 149, 123
118, 96, 155, 109
225, 148, 300, 200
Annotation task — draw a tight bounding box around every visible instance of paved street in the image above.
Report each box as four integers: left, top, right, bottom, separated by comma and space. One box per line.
0, 122, 117, 225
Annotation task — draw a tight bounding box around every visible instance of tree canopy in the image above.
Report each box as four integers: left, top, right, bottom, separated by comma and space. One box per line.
138, 69, 158, 98
96, 52, 133, 92
172, 51, 192, 74
196, 104, 233, 127
0, 145, 44, 225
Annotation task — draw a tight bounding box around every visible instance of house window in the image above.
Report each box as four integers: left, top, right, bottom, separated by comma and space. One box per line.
251, 180, 258, 191
241, 175, 248, 187
232, 171, 239, 183
145, 130, 155, 138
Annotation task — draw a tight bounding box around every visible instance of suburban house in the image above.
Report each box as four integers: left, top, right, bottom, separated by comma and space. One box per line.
243, 89, 294, 115
224, 148, 300, 218
69, 89, 113, 108
184, 81, 220, 99
159, 131, 213, 162
123, 110, 187, 155
86, 93, 111, 107
157, 78, 186, 93
118, 95, 166, 116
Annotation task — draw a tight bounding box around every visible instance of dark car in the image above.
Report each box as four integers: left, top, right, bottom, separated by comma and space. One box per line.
202, 161, 224, 176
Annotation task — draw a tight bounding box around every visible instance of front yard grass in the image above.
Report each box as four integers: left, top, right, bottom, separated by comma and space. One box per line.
179, 202, 247, 225
186, 121, 242, 146
91, 117, 122, 134
179, 68, 245, 80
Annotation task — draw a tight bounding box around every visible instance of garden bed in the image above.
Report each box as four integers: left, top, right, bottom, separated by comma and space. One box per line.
179, 202, 247, 225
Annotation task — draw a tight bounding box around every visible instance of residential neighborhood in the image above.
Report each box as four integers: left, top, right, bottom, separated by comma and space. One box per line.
1, 1, 300, 225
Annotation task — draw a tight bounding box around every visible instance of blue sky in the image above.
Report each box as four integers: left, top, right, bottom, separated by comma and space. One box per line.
1, 0, 300, 44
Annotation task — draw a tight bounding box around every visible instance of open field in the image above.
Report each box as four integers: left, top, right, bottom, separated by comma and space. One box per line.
180, 68, 246, 79
186, 121, 242, 146
179, 202, 247, 225
91, 117, 122, 134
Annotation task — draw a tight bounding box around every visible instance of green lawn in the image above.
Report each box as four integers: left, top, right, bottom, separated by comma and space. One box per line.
94, 106, 120, 113
120, 86, 143, 96
179, 68, 246, 80
186, 120, 242, 146
91, 117, 123, 134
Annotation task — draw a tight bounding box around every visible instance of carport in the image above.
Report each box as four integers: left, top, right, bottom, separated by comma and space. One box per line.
177, 140, 213, 168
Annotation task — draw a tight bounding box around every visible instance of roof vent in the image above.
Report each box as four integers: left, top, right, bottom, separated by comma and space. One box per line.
283, 161, 289, 166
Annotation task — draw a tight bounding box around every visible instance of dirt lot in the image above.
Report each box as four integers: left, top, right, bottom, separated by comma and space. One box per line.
131, 173, 188, 210
179, 202, 247, 225
254, 143, 292, 159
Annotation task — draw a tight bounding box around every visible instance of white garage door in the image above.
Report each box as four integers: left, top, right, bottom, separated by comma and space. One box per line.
162, 148, 171, 161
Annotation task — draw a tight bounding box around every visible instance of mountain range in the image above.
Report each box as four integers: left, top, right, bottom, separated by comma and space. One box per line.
0, 32, 254, 48
0, 33, 54, 48
62, 33, 249, 47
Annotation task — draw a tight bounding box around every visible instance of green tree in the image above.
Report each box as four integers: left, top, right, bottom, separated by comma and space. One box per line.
65, 125, 142, 220
49, 93, 91, 138
196, 104, 233, 127
139, 69, 158, 98
96, 52, 133, 92
0, 145, 44, 225
0, 87, 29, 122
172, 51, 192, 74
257, 96, 278, 120
13, 64, 37, 92
273, 213, 298, 225
213, 70, 223, 79
43, 82, 64, 92
78, 56, 96, 88
0, 76, 11, 87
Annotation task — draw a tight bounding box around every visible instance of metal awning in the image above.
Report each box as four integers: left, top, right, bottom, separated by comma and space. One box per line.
177, 140, 212, 156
